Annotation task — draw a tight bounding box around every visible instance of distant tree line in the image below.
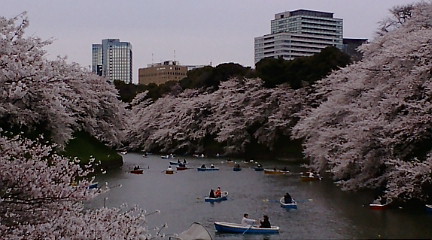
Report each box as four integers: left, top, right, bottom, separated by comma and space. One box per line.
114, 46, 351, 102
256, 46, 351, 89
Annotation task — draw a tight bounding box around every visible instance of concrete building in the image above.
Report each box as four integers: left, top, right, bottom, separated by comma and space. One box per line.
254, 9, 343, 64
342, 38, 368, 62
138, 60, 188, 85
92, 39, 132, 84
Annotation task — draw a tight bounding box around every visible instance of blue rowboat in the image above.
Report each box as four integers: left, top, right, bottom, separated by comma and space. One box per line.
233, 167, 241, 171
425, 204, 432, 213
280, 197, 297, 209
197, 167, 219, 171
88, 182, 99, 190
214, 222, 279, 234
205, 191, 228, 202
254, 166, 264, 171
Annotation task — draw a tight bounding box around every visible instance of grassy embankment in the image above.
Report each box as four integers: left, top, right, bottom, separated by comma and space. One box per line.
62, 131, 123, 171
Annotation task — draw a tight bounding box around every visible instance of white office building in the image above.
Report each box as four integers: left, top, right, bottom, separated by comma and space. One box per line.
92, 39, 132, 84
254, 9, 343, 64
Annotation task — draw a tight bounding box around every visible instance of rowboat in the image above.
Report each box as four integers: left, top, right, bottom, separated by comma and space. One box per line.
161, 154, 175, 159
176, 166, 190, 170
197, 167, 219, 171
254, 165, 264, 171
166, 167, 174, 174
233, 167, 241, 171
243, 160, 256, 164
280, 197, 297, 209
300, 176, 322, 181
263, 169, 290, 175
88, 182, 99, 189
426, 204, 432, 213
170, 160, 188, 165
300, 172, 322, 181
130, 169, 143, 174
205, 191, 228, 202
225, 160, 235, 165
214, 222, 279, 234
369, 203, 389, 210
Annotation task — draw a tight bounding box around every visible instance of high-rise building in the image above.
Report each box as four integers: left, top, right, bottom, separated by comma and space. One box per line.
92, 39, 132, 84
254, 9, 343, 64
138, 60, 188, 85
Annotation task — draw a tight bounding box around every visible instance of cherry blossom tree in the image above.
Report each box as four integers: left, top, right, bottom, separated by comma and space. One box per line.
127, 77, 306, 156
0, 14, 149, 239
293, 2, 432, 203
0, 13, 127, 148
0, 134, 149, 239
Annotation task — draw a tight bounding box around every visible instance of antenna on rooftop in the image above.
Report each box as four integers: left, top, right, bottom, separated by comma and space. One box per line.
174, 50, 176, 61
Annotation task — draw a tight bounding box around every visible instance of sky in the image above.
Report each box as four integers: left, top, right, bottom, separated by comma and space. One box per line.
2, 0, 418, 84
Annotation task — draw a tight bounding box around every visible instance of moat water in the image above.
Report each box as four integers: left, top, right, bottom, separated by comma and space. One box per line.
87, 153, 432, 239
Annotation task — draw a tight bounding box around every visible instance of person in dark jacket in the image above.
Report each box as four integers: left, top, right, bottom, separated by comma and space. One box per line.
209, 189, 215, 198
259, 215, 271, 228
284, 192, 292, 203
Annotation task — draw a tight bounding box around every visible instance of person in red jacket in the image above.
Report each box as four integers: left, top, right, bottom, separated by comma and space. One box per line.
215, 187, 222, 198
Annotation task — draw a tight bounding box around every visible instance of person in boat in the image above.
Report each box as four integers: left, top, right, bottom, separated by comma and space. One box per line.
282, 166, 288, 171
215, 187, 222, 198
201, 164, 206, 168
177, 159, 181, 164
210, 164, 215, 169
241, 213, 256, 226
183, 159, 187, 164
259, 215, 271, 228
209, 189, 215, 198
284, 192, 293, 204
235, 163, 240, 168
133, 165, 140, 170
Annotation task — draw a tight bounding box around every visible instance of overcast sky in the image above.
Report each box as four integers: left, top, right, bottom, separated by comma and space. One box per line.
3, 0, 417, 83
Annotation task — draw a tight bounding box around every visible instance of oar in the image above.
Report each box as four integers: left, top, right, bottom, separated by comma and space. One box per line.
242, 224, 254, 235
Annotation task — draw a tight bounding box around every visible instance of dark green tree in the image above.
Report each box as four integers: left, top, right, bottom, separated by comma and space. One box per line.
256, 47, 351, 89
180, 63, 255, 91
